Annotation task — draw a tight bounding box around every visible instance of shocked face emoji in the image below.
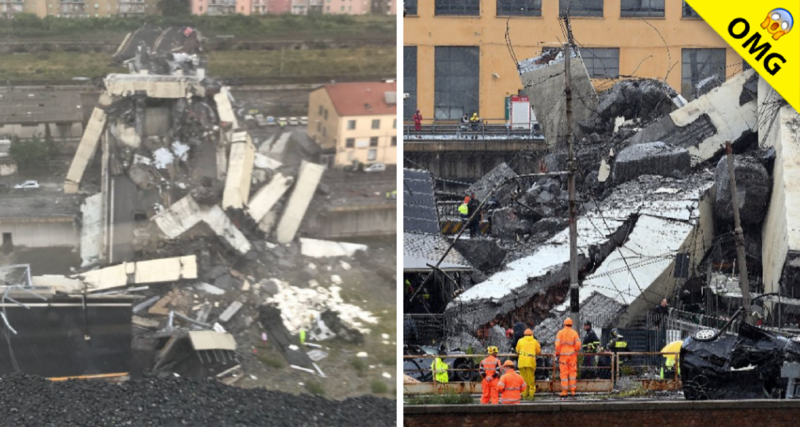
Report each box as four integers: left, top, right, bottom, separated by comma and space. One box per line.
762, 8, 793, 40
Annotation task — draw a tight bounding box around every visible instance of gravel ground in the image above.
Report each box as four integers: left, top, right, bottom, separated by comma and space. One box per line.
0, 374, 396, 427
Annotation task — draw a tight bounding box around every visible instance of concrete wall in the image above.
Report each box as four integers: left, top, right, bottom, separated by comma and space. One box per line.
0, 219, 78, 248
307, 205, 396, 238
334, 113, 397, 166
405, 0, 743, 119
405, 400, 800, 427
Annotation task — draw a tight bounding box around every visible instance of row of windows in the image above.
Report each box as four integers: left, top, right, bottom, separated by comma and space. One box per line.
344, 136, 398, 148
405, 0, 700, 18
404, 45, 728, 118
316, 105, 398, 130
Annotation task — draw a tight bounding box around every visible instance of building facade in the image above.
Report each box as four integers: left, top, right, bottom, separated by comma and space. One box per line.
324, 0, 368, 14
307, 81, 398, 167
17, 0, 156, 17
403, 0, 745, 120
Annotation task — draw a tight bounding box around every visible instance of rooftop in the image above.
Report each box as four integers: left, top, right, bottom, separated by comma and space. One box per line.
324, 82, 397, 117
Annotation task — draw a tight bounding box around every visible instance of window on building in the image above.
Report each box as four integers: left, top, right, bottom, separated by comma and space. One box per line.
324, 109, 328, 120
405, 0, 416, 15
322, 127, 327, 137
393, 118, 397, 129
348, 120, 356, 130
580, 47, 620, 78
435, 0, 479, 16
681, 48, 726, 100
317, 122, 321, 132
434, 46, 480, 120
346, 138, 355, 148
620, 0, 664, 17
558, 0, 602, 17
367, 149, 377, 161
682, 1, 700, 18
391, 136, 397, 146
371, 119, 380, 129
404, 46, 417, 119
496, 0, 541, 16
340, 5, 343, 10
318, 105, 323, 116
370, 137, 379, 147
199, 5, 202, 10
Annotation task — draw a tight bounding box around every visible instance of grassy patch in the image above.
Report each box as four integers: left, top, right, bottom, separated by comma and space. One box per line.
0, 47, 395, 82
351, 358, 368, 377
405, 393, 474, 405
370, 380, 388, 394
257, 352, 284, 369
305, 381, 325, 396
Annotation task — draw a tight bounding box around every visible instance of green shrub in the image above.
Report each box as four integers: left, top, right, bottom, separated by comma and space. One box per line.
405, 392, 473, 405
305, 381, 325, 396
370, 381, 388, 394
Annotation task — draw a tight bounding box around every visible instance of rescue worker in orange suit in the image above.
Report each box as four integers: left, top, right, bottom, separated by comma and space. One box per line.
516, 329, 541, 400
555, 318, 581, 397
497, 360, 526, 405
479, 346, 502, 404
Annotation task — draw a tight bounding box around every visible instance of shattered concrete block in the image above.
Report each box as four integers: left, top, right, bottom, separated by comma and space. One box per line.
466, 162, 518, 203
529, 218, 567, 236
581, 78, 678, 134
714, 155, 770, 226
219, 301, 243, 323
247, 173, 293, 223
205, 265, 227, 280
453, 239, 506, 272
490, 208, 530, 239
613, 141, 690, 183
214, 274, 241, 291
104, 74, 205, 98
276, 161, 325, 244
80, 193, 103, 268
222, 133, 256, 210
189, 186, 220, 206
214, 87, 238, 129
152, 195, 251, 254
195, 282, 225, 295
79, 255, 198, 292
65, 107, 107, 193
299, 238, 367, 258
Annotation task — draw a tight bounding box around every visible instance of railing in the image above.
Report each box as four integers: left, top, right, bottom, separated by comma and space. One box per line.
403, 118, 544, 140
403, 351, 680, 396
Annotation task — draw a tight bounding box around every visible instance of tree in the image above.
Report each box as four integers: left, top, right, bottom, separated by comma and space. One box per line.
158, 0, 190, 17
9, 135, 61, 171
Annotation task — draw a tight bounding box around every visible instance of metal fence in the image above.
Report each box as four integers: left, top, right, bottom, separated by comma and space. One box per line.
403, 351, 681, 395
404, 314, 448, 346
403, 118, 544, 139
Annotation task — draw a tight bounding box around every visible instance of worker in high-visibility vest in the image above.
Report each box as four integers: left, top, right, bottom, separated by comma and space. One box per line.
497, 360, 526, 405
660, 356, 680, 379
608, 328, 628, 388
516, 329, 541, 400
479, 346, 502, 404
458, 197, 470, 229
555, 318, 581, 397
431, 355, 449, 383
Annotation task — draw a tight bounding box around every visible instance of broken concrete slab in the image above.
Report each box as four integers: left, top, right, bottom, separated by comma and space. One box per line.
254, 153, 282, 170
453, 239, 506, 272
626, 70, 757, 164
466, 162, 517, 203
153, 195, 251, 254
104, 74, 205, 98
65, 107, 107, 193
213, 87, 238, 129
133, 295, 161, 314
80, 193, 103, 268
195, 282, 225, 296
299, 238, 367, 258
518, 48, 598, 148
714, 155, 770, 226
133, 316, 161, 329
581, 78, 680, 134
221, 132, 256, 210
219, 301, 243, 323
247, 173, 293, 223
491, 207, 530, 239
613, 141, 690, 183
78, 255, 197, 292
276, 160, 325, 244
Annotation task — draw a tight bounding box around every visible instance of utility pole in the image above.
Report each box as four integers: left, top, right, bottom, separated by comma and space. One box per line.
726, 141, 751, 324
565, 41, 579, 331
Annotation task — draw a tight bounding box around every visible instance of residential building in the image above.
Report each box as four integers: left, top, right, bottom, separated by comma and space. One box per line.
404, 0, 744, 120
267, 0, 289, 13
325, 0, 368, 14
370, 0, 393, 14
307, 81, 398, 168
0, 0, 24, 19
251, 0, 267, 14
191, 0, 242, 14
22, 0, 157, 17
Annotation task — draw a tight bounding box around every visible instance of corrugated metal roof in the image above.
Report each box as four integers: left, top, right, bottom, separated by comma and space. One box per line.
403, 232, 470, 271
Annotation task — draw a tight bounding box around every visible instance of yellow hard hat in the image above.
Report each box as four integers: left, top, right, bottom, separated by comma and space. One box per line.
487, 346, 499, 355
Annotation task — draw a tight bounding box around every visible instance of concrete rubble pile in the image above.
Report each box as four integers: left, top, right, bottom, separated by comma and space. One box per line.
434, 61, 779, 370
39, 25, 383, 383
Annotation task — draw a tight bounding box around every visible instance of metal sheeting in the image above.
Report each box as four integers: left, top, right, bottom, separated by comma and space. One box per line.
188, 331, 236, 351
403, 168, 439, 235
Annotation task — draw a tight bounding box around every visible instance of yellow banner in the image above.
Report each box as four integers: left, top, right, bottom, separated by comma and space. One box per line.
686, 0, 798, 109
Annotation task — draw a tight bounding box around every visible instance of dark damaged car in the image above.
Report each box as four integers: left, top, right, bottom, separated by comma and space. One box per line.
681, 322, 800, 400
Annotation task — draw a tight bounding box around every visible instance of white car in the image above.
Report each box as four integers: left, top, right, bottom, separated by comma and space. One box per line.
288, 117, 299, 126
299, 116, 308, 126
15, 180, 40, 190
364, 164, 386, 173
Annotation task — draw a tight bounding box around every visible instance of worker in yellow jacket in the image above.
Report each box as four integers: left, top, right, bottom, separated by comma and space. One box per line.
516, 328, 541, 400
